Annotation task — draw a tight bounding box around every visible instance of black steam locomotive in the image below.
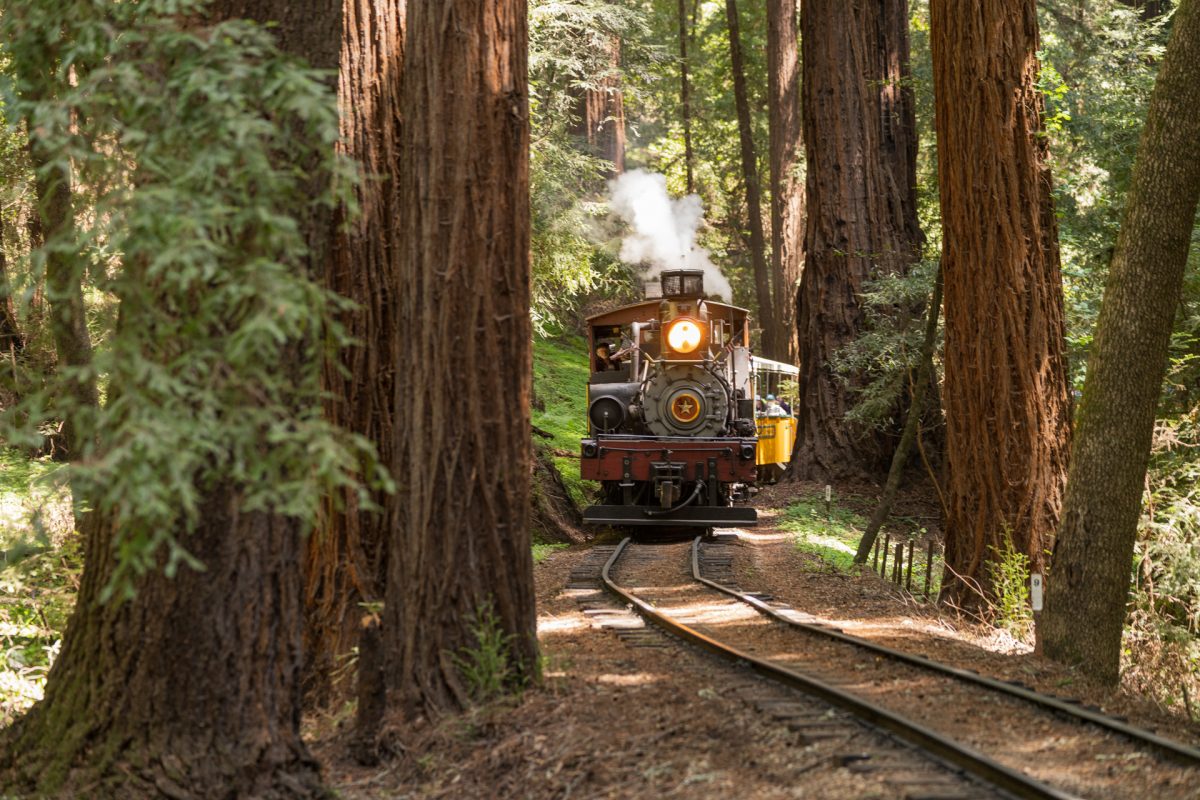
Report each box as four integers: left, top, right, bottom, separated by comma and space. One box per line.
579, 269, 765, 529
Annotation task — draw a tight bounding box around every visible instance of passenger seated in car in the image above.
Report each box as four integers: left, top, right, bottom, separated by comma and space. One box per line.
764, 394, 788, 418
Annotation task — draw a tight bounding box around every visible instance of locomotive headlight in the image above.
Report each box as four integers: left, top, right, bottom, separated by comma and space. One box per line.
666, 318, 703, 354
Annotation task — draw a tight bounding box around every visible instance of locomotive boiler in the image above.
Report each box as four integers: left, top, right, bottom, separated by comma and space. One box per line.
580, 269, 764, 529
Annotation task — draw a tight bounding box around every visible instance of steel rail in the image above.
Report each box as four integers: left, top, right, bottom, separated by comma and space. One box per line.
690, 537, 1200, 769
602, 538, 1079, 800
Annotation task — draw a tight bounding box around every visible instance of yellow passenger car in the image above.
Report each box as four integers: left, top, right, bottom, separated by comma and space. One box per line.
752, 356, 799, 482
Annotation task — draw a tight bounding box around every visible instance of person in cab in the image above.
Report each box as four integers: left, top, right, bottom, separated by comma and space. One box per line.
594, 342, 625, 372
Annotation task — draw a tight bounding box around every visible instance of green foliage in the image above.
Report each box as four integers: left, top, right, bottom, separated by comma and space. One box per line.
532, 542, 568, 564
528, 0, 646, 334
532, 336, 594, 508
1124, 412, 1200, 708
450, 601, 522, 702
1038, 2, 1176, 384
986, 531, 1033, 639
831, 259, 942, 429
780, 496, 868, 573
619, 0, 770, 312
0, 450, 80, 725
0, 1, 381, 598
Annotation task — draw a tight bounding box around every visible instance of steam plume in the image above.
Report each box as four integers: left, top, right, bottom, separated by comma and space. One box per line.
608, 169, 733, 302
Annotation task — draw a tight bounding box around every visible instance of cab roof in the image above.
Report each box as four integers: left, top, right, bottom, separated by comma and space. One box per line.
586, 298, 750, 328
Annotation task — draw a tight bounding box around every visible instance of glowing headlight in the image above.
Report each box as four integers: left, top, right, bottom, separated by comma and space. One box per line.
666, 318, 703, 354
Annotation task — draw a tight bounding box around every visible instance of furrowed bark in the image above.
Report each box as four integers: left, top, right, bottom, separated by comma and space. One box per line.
387, 0, 538, 716
571, 19, 625, 177
767, 0, 803, 365
930, 0, 1072, 606
0, 3, 341, 796
304, 0, 406, 705
725, 0, 776, 357
793, 0, 921, 481
1043, 0, 1200, 685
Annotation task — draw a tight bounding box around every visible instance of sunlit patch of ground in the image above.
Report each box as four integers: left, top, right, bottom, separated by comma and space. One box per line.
536, 612, 588, 636
0, 450, 78, 726
594, 671, 668, 686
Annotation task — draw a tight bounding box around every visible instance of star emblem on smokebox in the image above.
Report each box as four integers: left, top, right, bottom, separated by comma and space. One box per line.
671, 394, 701, 423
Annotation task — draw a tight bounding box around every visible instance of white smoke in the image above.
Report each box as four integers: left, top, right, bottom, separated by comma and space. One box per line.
608, 169, 734, 303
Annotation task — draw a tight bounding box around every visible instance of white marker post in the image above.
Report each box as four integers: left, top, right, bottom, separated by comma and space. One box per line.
825, 484, 832, 525
1030, 573, 1044, 611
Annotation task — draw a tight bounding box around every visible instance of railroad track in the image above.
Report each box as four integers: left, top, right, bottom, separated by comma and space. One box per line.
597, 536, 1200, 800
690, 535, 1200, 770
601, 537, 1074, 800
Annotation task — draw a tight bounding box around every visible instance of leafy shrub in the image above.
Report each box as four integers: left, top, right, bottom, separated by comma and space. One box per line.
986, 531, 1033, 640
451, 602, 522, 702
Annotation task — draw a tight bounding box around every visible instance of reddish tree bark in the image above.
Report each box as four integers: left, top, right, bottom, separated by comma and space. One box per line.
386, 0, 537, 716
0, 3, 340, 796
725, 0, 777, 356
303, 0, 405, 703
767, 0, 803, 365
571, 27, 625, 176
794, 0, 921, 480
931, 0, 1072, 604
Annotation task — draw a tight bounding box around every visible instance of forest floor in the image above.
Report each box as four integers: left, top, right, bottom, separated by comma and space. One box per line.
315, 481, 1200, 799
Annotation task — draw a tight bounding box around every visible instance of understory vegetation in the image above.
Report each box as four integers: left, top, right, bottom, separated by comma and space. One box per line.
0, 451, 74, 725
781, 494, 942, 599
532, 336, 592, 510
0, 0, 1199, 785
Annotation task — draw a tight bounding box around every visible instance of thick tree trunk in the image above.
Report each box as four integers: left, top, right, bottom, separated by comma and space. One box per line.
678, 0, 695, 194
725, 0, 776, 356
303, 0, 406, 704
767, 0, 803, 365
0, 3, 341, 796
794, 0, 921, 480
571, 29, 625, 176
931, 0, 1072, 605
1042, 0, 1200, 685
20, 93, 97, 457
386, 0, 537, 716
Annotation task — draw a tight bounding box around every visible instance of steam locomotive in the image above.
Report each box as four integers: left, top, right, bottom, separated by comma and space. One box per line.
580, 269, 793, 530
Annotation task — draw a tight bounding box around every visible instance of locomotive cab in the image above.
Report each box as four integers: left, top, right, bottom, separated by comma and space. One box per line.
580, 270, 760, 529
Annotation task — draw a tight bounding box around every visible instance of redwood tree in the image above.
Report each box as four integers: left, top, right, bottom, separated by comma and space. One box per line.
1043, 0, 1200, 684
767, 0, 803, 365
572, 20, 625, 176
0, 3, 342, 796
931, 0, 1072, 604
386, 0, 538, 715
794, 0, 921, 479
725, 0, 776, 356
304, 0, 406, 701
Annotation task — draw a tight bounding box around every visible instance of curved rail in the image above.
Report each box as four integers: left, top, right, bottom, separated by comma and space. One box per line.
601, 537, 1079, 800
690, 537, 1200, 769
